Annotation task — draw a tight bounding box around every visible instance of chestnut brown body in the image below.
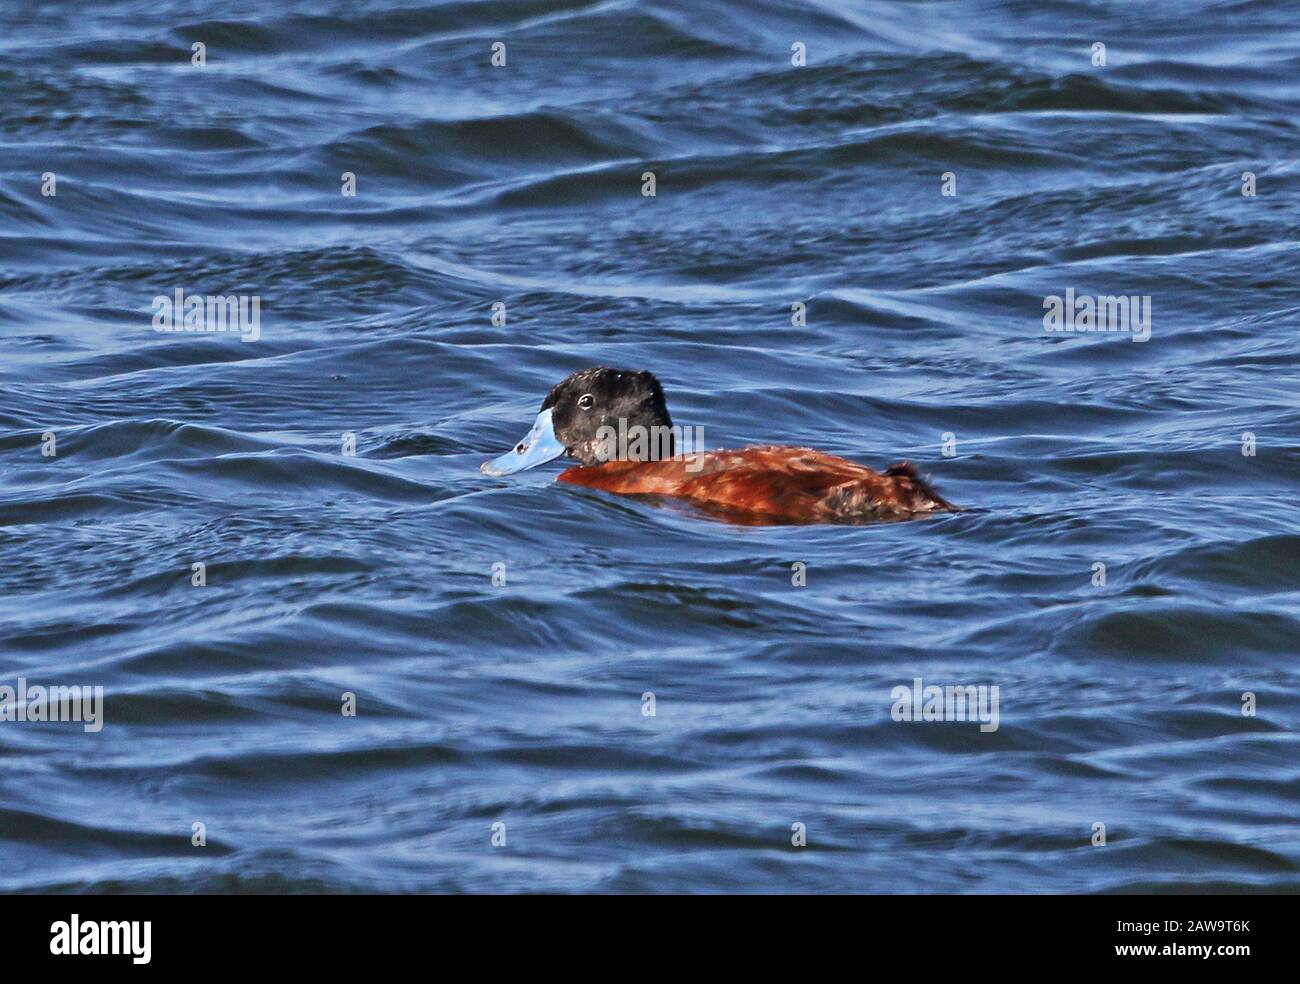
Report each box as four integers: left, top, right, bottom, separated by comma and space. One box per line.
557, 445, 956, 525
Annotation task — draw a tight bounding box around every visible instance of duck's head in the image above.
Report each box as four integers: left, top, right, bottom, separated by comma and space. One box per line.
481, 366, 674, 475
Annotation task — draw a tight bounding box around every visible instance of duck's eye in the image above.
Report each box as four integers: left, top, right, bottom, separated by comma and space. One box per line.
577, 393, 595, 410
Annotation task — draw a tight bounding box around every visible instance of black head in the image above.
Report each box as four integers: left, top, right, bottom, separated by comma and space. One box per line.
481, 367, 674, 475
543, 367, 673, 466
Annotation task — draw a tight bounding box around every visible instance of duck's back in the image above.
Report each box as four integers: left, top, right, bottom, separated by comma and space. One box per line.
557, 445, 956, 523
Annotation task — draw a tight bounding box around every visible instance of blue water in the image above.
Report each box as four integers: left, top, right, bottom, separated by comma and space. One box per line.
2, 0, 1298, 893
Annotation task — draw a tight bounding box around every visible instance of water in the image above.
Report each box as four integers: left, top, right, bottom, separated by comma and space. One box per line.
2, 0, 1298, 894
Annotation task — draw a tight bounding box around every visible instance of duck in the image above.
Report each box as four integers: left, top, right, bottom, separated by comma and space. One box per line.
480, 367, 958, 525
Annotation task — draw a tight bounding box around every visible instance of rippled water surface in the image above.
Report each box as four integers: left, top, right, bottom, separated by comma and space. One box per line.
2, 0, 1298, 893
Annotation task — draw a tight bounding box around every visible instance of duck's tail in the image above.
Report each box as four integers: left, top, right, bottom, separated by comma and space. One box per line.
884, 461, 961, 513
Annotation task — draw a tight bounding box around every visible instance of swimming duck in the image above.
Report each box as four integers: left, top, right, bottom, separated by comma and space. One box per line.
480, 367, 957, 524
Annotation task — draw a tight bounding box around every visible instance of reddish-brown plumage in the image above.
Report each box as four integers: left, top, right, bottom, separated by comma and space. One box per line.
557, 445, 957, 525
482, 369, 961, 525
